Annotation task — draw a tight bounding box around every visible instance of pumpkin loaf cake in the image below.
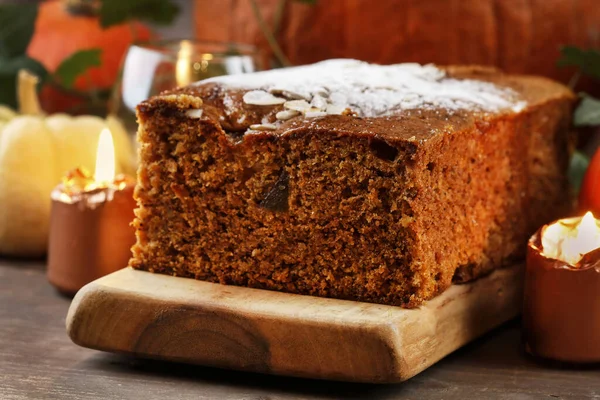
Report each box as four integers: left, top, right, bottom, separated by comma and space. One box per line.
130, 60, 574, 307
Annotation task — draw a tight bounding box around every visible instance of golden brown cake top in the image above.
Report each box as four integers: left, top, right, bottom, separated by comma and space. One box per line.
143, 60, 574, 144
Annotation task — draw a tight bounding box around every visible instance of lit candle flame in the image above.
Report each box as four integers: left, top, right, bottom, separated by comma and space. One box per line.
94, 128, 116, 185
541, 211, 600, 265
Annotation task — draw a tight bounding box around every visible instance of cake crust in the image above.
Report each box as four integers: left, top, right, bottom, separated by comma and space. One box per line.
130, 61, 574, 307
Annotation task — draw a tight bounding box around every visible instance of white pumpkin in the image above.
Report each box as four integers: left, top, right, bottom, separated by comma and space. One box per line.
0, 71, 135, 257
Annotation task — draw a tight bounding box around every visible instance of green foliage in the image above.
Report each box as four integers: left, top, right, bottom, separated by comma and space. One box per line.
100, 0, 180, 28
568, 150, 590, 193
558, 46, 600, 81
558, 47, 600, 188
0, 3, 37, 58
55, 49, 103, 89
0, 3, 44, 108
574, 95, 600, 127
558, 46, 600, 129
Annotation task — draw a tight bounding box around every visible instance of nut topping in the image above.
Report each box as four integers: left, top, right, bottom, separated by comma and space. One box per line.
325, 104, 346, 115
284, 100, 311, 112
310, 94, 328, 110
269, 88, 310, 101
243, 90, 286, 106
304, 110, 327, 118
185, 109, 204, 119
249, 123, 278, 131
276, 110, 300, 121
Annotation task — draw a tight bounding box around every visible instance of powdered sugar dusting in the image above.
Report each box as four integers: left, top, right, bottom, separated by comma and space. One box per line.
202, 59, 526, 117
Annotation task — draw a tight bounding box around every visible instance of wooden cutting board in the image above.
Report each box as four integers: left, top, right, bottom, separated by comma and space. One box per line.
66, 264, 524, 383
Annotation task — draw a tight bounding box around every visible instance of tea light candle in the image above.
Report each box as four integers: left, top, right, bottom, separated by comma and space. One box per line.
524, 212, 600, 363
47, 129, 136, 295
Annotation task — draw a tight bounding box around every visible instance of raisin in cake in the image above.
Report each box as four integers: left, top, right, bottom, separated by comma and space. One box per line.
130, 60, 574, 307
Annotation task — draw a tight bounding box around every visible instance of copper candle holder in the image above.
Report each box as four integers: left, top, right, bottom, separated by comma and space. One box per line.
47, 129, 137, 295
524, 213, 600, 363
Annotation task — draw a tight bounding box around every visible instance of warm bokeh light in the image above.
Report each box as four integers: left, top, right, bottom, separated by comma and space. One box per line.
176, 40, 193, 87
541, 211, 600, 265
94, 128, 116, 184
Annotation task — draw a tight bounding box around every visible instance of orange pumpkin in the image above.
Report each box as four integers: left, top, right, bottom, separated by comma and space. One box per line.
27, 0, 152, 113
194, 0, 600, 86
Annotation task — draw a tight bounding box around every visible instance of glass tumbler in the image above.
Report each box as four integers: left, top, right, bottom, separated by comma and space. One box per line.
111, 40, 260, 143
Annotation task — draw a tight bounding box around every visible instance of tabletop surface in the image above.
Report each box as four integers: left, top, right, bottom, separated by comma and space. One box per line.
2, 260, 599, 400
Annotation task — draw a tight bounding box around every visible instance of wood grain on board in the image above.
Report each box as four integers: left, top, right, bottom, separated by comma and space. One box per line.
67, 264, 524, 383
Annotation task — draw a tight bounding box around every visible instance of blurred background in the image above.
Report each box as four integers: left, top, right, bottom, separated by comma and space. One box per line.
152, 0, 191, 40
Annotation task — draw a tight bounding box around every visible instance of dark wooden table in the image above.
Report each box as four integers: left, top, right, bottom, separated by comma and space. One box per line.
2, 260, 599, 400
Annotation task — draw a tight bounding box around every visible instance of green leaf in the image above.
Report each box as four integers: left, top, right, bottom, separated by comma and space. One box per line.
568, 150, 590, 193
574, 95, 600, 126
0, 55, 47, 108
100, 0, 180, 28
0, 3, 38, 58
557, 46, 600, 81
54, 49, 102, 88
